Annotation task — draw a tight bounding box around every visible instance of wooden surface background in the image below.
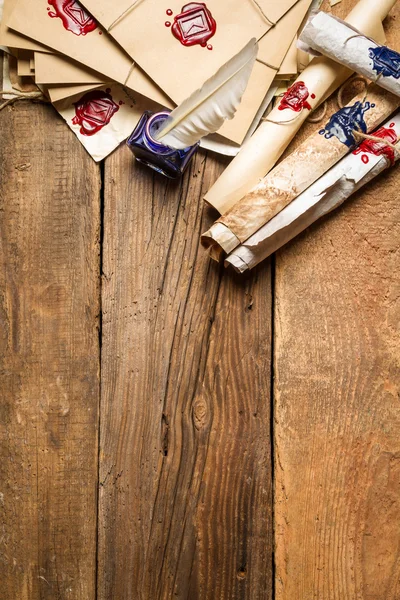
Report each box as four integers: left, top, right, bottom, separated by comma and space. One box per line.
0, 0, 399, 597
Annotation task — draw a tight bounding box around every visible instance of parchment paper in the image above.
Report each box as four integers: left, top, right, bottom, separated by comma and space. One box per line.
299, 11, 400, 98
201, 85, 400, 257
226, 112, 400, 271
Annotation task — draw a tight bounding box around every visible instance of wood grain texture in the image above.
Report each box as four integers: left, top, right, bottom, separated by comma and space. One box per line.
99, 148, 273, 599
274, 1, 400, 598
0, 103, 101, 599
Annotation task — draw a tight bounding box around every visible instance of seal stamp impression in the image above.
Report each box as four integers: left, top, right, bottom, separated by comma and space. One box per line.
369, 46, 400, 79
278, 82, 312, 113
171, 3, 216, 48
353, 124, 398, 165
72, 90, 119, 136
47, 0, 97, 36
319, 101, 374, 148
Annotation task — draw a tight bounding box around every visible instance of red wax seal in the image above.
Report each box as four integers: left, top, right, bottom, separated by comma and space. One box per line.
278, 81, 312, 113
47, 0, 97, 36
72, 90, 119, 136
353, 126, 398, 165
171, 3, 216, 48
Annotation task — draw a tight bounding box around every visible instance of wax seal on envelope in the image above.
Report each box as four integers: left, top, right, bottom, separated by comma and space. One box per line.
47, 0, 97, 36
171, 3, 216, 48
72, 89, 119, 136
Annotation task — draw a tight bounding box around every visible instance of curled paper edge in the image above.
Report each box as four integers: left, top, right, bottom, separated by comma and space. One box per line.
224, 161, 389, 272
224, 108, 400, 272
202, 86, 400, 262
298, 9, 387, 57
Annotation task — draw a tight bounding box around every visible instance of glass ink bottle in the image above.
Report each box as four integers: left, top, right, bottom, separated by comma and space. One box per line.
126, 111, 198, 179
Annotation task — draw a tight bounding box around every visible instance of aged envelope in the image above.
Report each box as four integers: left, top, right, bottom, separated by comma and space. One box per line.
8, 0, 173, 108
0, 0, 50, 52
80, 0, 301, 105
217, 0, 313, 142
47, 83, 103, 103
53, 83, 164, 161
35, 52, 107, 85
276, 36, 298, 79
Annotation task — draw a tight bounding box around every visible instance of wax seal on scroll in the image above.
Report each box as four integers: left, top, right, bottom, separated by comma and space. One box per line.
72, 90, 119, 136
278, 82, 312, 113
47, 0, 97, 36
353, 124, 398, 165
369, 46, 400, 79
171, 3, 216, 48
319, 101, 374, 148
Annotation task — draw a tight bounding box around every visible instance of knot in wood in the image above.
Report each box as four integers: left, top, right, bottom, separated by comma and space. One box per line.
193, 399, 208, 430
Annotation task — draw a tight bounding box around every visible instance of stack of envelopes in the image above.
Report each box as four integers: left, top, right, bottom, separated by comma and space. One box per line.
0, 0, 316, 160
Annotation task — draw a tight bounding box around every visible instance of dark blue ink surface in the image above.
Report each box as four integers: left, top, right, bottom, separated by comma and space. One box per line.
319, 101, 374, 147
369, 46, 400, 79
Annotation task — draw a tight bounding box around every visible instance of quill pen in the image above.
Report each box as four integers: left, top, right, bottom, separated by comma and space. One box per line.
155, 38, 259, 149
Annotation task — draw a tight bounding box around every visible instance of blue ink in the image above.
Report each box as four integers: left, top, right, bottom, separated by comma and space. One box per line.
319, 101, 374, 147
127, 111, 198, 179
369, 46, 400, 79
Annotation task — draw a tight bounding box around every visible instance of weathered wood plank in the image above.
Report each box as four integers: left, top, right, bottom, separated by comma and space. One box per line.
99, 148, 273, 599
274, 2, 400, 597
0, 103, 101, 599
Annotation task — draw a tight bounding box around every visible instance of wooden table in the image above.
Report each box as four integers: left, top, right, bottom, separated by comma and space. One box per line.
1, 2, 400, 597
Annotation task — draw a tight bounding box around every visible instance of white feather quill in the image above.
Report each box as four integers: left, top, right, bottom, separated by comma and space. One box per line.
155, 38, 259, 149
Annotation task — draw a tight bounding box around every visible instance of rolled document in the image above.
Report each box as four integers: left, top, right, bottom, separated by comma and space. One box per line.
201, 86, 400, 259
225, 113, 400, 272
204, 0, 397, 215
300, 12, 400, 98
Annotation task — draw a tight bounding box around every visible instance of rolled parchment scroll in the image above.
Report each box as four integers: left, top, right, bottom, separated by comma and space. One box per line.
204, 0, 397, 215
300, 12, 400, 98
201, 86, 400, 259
225, 113, 400, 272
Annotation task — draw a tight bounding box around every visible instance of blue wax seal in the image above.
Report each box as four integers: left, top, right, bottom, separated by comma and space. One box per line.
319, 101, 374, 147
369, 46, 400, 79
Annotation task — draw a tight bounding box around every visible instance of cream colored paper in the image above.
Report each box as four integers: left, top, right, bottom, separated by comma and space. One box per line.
217, 0, 313, 141
47, 82, 103, 103
8, 0, 173, 108
80, 0, 285, 99
35, 52, 106, 85
0, 0, 49, 52
226, 113, 400, 272
204, 0, 396, 214
200, 83, 278, 156
201, 86, 400, 258
81, 0, 313, 144
276, 36, 298, 79
300, 12, 400, 98
54, 84, 162, 162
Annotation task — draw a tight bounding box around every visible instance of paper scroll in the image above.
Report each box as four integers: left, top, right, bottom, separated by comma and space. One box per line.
201, 86, 400, 259
203, 0, 397, 214
226, 113, 400, 272
300, 12, 400, 98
